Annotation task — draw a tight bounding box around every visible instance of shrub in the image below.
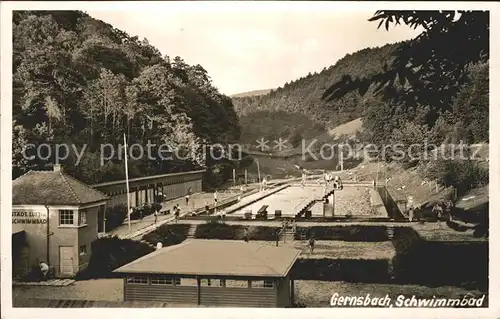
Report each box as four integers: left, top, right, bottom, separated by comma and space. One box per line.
390, 230, 488, 291
391, 227, 421, 255
294, 226, 389, 242
291, 258, 390, 283
195, 223, 245, 239
75, 237, 154, 280
105, 204, 128, 231
193, 224, 280, 241
151, 202, 162, 212
142, 224, 190, 246
130, 203, 155, 220
425, 159, 489, 197
250, 226, 280, 241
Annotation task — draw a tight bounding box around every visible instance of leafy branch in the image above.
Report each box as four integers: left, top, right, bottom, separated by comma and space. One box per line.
322, 10, 489, 111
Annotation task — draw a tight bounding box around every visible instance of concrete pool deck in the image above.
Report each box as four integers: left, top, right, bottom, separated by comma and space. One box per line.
228, 185, 326, 217
227, 183, 382, 218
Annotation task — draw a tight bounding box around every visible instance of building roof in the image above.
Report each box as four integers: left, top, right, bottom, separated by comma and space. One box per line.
13, 169, 108, 206
114, 239, 301, 278
92, 169, 206, 188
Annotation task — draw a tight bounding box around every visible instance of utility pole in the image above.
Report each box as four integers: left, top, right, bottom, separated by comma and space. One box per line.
340, 151, 343, 172
254, 158, 261, 185
124, 133, 131, 233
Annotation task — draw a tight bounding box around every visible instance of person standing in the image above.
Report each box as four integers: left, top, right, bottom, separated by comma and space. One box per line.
243, 227, 249, 243
214, 190, 218, 205
154, 210, 158, 224
444, 199, 454, 221
308, 234, 315, 254
432, 202, 444, 228
174, 205, 180, 223
408, 206, 414, 222
186, 187, 193, 206
39, 261, 49, 281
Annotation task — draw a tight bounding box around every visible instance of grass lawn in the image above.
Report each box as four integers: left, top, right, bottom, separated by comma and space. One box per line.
410, 222, 487, 242
248, 240, 395, 259
13, 279, 124, 303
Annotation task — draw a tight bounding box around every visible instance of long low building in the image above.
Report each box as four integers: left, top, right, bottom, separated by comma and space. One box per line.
92, 169, 205, 208
113, 240, 301, 307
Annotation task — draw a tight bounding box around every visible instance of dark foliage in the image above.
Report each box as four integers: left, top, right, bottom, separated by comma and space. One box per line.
291, 258, 390, 283
103, 204, 128, 231
294, 226, 389, 241
12, 11, 241, 186
391, 227, 488, 291
75, 237, 154, 280
193, 224, 281, 241
194, 223, 245, 240
142, 224, 190, 246
232, 43, 399, 145
250, 226, 281, 241
323, 11, 489, 112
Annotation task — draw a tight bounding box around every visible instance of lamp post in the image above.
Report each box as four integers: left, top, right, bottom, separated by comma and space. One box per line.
45, 204, 50, 265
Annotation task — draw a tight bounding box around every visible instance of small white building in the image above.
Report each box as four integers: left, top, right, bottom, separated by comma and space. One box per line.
12, 164, 108, 278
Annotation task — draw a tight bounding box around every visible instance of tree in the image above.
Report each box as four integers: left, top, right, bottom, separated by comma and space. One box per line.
450, 62, 489, 143
12, 10, 241, 183
322, 11, 489, 112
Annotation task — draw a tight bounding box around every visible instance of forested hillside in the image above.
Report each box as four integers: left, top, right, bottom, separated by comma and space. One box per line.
234, 10, 489, 198
232, 43, 399, 146
230, 89, 272, 98
12, 11, 241, 185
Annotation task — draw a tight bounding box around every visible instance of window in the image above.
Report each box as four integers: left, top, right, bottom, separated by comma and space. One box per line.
59, 210, 74, 225
225, 280, 249, 288
127, 277, 148, 285
151, 275, 180, 285
79, 244, 87, 255
180, 278, 197, 286
251, 280, 274, 288
200, 279, 223, 287
79, 210, 87, 225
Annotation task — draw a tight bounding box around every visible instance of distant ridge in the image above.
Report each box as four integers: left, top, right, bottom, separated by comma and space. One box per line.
230, 88, 273, 98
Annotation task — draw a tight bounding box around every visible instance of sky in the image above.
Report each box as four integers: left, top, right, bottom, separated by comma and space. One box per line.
87, 8, 422, 96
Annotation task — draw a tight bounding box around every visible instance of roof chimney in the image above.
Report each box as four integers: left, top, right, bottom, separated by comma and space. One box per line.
53, 164, 62, 172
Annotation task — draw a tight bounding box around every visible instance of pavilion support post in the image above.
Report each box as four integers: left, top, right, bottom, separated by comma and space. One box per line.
290, 279, 295, 306
196, 277, 201, 306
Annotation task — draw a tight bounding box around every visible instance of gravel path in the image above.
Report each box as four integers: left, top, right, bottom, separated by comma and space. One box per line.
13, 279, 124, 302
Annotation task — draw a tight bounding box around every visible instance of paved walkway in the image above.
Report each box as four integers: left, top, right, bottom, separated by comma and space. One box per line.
174, 219, 412, 227
114, 182, 292, 240
13, 279, 75, 287
14, 298, 200, 308
110, 191, 238, 238
224, 184, 289, 214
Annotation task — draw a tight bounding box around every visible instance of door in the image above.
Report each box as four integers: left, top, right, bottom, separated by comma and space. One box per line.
98, 205, 105, 233
59, 246, 75, 277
